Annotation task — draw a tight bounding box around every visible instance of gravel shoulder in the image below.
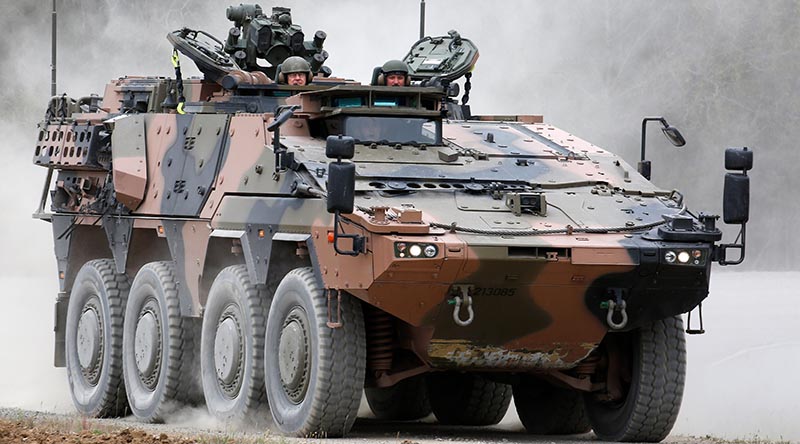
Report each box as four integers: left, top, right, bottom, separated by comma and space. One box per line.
1, 408, 794, 444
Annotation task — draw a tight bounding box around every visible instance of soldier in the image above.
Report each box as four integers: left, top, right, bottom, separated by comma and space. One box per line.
280, 56, 313, 85
380, 59, 410, 86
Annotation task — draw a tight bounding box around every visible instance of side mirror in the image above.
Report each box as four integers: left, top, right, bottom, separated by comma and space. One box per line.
327, 162, 355, 214
661, 125, 686, 147
326, 135, 355, 159
324, 135, 363, 256
723, 174, 749, 224
267, 105, 298, 132
725, 146, 753, 171
326, 135, 356, 215
639, 117, 686, 180
722, 147, 752, 225
716, 147, 754, 266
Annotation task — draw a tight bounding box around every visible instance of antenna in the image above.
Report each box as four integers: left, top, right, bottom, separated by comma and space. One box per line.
51, 0, 57, 96
38, 0, 57, 217
419, 0, 425, 39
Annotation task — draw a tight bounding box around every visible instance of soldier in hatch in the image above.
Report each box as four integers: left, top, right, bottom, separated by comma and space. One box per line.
379, 59, 410, 86
279, 56, 313, 86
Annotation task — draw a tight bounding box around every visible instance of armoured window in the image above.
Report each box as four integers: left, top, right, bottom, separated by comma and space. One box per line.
332, 116, 438, 145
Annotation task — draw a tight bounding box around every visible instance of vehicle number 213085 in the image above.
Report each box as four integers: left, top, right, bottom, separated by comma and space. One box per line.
472, 287, 517, 297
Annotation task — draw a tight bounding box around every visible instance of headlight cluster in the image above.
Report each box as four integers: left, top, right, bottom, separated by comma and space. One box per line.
395, 242, 438, 258
663, 249, 704, 265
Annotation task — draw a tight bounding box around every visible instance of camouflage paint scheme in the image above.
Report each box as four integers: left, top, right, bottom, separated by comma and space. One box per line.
35, 49, 715, 392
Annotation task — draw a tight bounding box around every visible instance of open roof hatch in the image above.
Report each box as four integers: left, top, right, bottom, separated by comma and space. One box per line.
403, 30, 479, 82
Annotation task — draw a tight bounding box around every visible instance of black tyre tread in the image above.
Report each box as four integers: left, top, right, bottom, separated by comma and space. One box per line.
428, 373, 512, 426
365, 374, 431, 420
230, 264, 269, 408
513, 378, 591, 435
297, 267, 366, 437
69, 259, 130, 417
587, 316, 686, 442
154, 261, 197, 409
202, 265, 268, 420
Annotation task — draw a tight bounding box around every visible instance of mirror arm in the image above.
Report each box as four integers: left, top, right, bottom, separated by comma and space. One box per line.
332, 211, 365, 256
640, 117, 668, 164
268, 105, 300, 176
715, 223, 747, 266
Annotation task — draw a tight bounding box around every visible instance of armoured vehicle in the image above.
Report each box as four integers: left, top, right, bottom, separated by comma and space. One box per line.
33, 4, 753, 442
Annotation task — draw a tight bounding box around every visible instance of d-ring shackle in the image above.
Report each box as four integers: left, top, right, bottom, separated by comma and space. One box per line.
606, 299, 628, 330
452, 294, 474, 327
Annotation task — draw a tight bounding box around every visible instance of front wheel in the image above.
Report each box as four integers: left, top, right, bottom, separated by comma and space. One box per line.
264, 268, 366, 437
513, 376, 591, 435
584, 316, 686, 442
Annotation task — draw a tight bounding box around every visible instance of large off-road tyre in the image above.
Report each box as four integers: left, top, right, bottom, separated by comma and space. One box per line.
513, 376, 591, 435
65, 259, 129, 417
365, 374, 431, 421
264, 267, 366, 437
427, 372, 512, 426
201, 265, 268, 422
122, 261, 200, 422
584, 316, 686, 442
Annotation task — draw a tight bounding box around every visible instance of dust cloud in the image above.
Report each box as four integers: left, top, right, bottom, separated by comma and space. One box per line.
0, 0, 797, 441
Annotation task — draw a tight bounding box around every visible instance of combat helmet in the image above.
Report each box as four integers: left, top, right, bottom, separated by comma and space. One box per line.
278, 56, 312, 84
378, 59, 410, 86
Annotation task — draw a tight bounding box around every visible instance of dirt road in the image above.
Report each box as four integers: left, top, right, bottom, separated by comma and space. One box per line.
1, 408, 791, 444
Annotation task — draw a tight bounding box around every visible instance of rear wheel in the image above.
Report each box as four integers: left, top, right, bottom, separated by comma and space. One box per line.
65, 259, 129, 417
584, 316, 686, 442
264, 267, 366, 437
427, 372, 512, 426
201, 265, 268, 422
365, 374, 431, 420
513, 376, 591, 435
122, 261, 199, 422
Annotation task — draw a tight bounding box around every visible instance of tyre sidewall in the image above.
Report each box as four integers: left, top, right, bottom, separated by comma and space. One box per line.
264, 272, 320, 435
123, 266, 171, 420
201, 267, 257, 418
66, 263, 114, 416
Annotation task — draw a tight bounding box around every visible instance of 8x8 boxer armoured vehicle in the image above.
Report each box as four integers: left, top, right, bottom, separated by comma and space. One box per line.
33, 3, 753, 441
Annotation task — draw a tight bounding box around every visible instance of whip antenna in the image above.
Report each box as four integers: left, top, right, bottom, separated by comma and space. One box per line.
51, 0, 57, 96
419, 0, 425, 39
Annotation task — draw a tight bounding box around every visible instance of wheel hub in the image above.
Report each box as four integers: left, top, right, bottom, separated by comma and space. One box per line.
134, 307, 161, 388
278, 308, 310, 403
214, 316, 242, 385
76, 304, 102, 383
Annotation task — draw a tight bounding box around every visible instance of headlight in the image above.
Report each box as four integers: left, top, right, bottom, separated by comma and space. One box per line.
395, 242, 439, 259
661, 248, 706, 266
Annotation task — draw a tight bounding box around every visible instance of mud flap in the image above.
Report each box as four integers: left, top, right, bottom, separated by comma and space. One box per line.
54, 291, 68, 367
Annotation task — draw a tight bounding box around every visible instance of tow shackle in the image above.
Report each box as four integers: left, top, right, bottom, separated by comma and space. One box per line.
605, 299, 628, 330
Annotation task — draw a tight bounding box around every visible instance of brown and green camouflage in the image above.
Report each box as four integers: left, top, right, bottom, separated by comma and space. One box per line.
33, 5, 752, 440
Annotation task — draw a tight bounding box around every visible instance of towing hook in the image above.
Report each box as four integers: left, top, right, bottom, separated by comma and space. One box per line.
605, 299, 628, 330
449, 285, 475, 327
452, 295, 474, 326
